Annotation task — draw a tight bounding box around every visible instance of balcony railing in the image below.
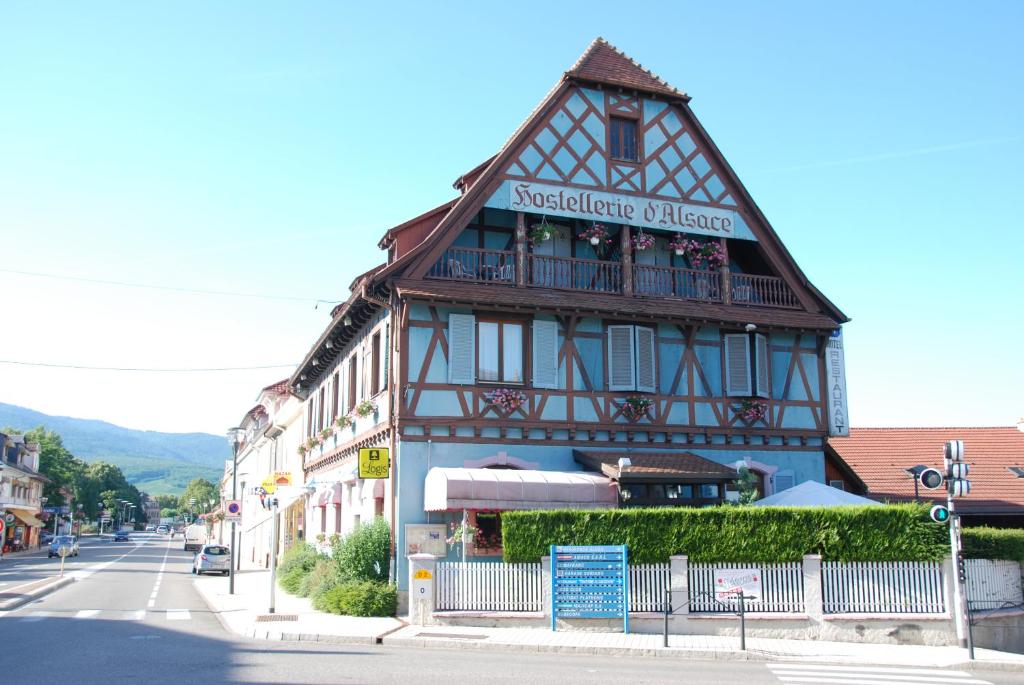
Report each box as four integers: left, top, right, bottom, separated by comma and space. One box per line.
528, 254, 622, 293
426, 249, 800, 309
426, 247, 516, 284
633, 264, 722, 302
731, 273, 801, 309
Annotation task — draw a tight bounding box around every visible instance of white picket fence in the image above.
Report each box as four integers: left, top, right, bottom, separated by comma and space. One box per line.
966, 559, 1024, 610
435, 561, 543, 612
629, 563, 671, 612
688, 562, 805, 613
822, 561, 945, 614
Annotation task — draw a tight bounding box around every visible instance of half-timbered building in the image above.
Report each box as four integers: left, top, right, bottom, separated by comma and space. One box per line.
290, 38, 849, 592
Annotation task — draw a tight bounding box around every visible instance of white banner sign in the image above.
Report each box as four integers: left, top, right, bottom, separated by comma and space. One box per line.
506, 181, 740, 238
826, 328, 849, 437
714, 568, 762, 602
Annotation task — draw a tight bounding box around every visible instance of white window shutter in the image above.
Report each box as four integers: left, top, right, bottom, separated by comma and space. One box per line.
532, 320, 559, 389
724, 334, 752, 396
754, 333, 770, 399
607, 325, 636, 391
381, 324, 390, 390
634, 326, 656, 393
448, 313, 476, 384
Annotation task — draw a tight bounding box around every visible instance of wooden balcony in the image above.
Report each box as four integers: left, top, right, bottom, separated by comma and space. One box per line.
427, 250, 799, 309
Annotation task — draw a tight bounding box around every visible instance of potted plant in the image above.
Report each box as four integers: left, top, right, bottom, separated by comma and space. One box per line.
320, 428, 332, 442
528, 218, 557, 246
621, 396, 654, 422
735, 399, 768, 423
355, 399, 377, 418
482, 388, 527, 413
298, 443, 308, 456
446, 520, 480, 549
632, 229, 655, 251
668, 233, 688, 256
578, 223, 612, 247
335, 415, 352, 430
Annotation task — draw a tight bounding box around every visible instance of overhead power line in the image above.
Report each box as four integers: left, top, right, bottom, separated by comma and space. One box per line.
0, 267, 342, 307
0, 359, 296, 373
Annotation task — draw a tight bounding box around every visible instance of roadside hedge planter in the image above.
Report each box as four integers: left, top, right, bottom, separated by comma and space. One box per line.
962, 526, 1024, 562
322, 580, 397, 617
278, 543, 324, 595
330, 517, 390, 583
502, 505, 948, 563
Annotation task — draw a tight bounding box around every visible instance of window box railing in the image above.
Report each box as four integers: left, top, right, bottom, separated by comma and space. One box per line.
633, 264, 722, 302
427, 248, 516, 284
730, 273, 801, 309
528, 254, 622, 293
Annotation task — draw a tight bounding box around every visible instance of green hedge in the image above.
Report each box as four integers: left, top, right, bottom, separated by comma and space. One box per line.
502, 505, 948, 563
962, 527, 1024, 562
321, 580, 397, 617
330, 517, 390, 583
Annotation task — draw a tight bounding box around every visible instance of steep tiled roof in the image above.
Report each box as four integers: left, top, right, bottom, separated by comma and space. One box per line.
828, 427, 1024, 514
260, 378, 290, 396
566, 37, 686, 99
575, 450, 736, 480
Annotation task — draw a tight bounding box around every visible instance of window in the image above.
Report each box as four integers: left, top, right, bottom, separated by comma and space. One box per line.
665, 484, 693, 500
474, 512, 502, 550
331, 372, 339, 421
607, 325, 656, 392
724, 332, 770, 398
348, 356, 357, 409
610, 116, 639, 161
774, 471, 795, 493
478, 319, 524, 383
699, 484, 720, 499
829, 479, 845, 491
334, 503, 342, 533
371, 332, 381, 396
318, 387, 326, 431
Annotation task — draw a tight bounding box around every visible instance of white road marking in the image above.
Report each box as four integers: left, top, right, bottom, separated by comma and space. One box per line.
147, 599, 155, 607
766, 664, 992, 685
166, 610, 190, 620
75, 609, 101, 618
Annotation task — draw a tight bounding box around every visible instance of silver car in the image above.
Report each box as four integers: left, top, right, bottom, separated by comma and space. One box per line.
48, 535, 79, 558
191, 544, 231, 575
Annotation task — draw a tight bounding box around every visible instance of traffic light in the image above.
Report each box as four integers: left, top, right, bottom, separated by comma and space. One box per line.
929, 505, 950, 523
919, 468, 944, 490
956, 552, 967, 583
944, 439, 971, 498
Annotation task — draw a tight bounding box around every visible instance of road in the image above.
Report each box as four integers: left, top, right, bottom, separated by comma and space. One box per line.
0, 534, 1017, 684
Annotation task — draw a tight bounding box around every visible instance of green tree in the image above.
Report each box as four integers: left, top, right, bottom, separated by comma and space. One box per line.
155, 494, 178, 509
178, 478, 218, 519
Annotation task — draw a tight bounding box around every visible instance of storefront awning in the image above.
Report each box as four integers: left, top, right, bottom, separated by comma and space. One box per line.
7, 508, 44, 527
316, 483, 344, 507
362, 478, 385, 501
424, 467, 617, 512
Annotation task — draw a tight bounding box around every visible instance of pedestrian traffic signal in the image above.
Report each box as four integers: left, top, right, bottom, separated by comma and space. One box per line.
929, 505, 950, 523
919, 468, 944, 490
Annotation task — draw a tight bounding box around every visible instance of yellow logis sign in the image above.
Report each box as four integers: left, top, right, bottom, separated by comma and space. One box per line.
413, 569, 432, 580
260, 471, 293, 494
358, 448, 390, 479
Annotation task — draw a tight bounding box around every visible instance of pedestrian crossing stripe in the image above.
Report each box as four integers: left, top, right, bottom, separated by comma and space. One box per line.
767, 663, 992, 685
18, 609, 191, 622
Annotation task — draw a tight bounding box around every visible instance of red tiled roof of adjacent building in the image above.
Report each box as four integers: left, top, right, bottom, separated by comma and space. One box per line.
827, 427, 1024, 514
566, 37, 686, 99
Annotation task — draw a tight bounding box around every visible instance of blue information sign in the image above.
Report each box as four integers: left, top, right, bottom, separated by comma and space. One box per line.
551, 544, 629, 633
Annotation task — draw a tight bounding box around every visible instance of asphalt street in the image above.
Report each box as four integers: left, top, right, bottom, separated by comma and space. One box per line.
0, 534, 1018, 684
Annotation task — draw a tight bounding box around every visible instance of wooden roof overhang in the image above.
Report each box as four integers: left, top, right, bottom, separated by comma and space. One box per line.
393, 278, 840, 333
574, 450, 738, 482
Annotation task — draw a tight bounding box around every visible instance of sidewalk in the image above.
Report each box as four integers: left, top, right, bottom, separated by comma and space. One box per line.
193, 569, 404, 644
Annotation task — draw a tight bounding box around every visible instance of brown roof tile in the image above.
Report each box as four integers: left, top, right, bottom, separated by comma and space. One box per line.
575, 450, 737, 480
828, 427, 1024, 514
394, 278, 840, 331
566, 38, 686, 99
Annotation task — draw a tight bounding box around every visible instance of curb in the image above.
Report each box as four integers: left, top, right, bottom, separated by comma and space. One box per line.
0, 576, 76, 611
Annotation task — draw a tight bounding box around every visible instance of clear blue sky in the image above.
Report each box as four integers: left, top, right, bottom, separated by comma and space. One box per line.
1, 2, 1021, 434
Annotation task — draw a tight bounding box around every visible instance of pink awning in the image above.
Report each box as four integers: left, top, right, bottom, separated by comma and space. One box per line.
316, 483, 343, 507
423, 467, 618, 512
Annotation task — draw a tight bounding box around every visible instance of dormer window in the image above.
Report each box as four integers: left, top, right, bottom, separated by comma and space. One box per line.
610, 116, 639, 162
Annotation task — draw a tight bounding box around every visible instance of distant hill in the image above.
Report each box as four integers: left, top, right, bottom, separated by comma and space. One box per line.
0, 402, 227, 495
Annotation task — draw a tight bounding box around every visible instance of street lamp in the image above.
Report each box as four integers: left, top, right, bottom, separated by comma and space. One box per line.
904, 464, 930, 501
226, 426, 245, 595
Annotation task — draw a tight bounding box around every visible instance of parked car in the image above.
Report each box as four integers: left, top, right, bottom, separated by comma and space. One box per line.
145, 525, 156, 532
48, 535, 79, 558
183, 524, 207, 552
114, 530, 130, 542
191, 544, 231, 575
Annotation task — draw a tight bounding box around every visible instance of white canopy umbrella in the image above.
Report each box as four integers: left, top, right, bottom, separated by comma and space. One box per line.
752, 480, 882, 507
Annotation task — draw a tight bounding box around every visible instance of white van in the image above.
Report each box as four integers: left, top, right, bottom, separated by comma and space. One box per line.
183, 524, 208, 552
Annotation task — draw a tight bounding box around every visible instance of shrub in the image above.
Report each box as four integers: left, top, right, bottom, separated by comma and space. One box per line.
330, 517, 390, 582
501, 504, 948, 563
962, 527, 1024, 562
321, 580, 397, 617
278, 543, 320, 576
278, 566, 307, 594
298, 558, 341, 599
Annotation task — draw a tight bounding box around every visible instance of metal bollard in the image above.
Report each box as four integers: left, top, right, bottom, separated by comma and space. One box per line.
663, 587, 670, 648
738, 592, 746, 651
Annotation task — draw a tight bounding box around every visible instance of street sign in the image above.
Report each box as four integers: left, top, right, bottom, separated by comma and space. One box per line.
919, 468, 944, 490
930, 505, 950, 523
224, 500, 242, 522
714, 568, 763, 603
551, 545, 629, 633
3, 512, 14, 524
358, 448, 390, 479
260, 471, 293, 494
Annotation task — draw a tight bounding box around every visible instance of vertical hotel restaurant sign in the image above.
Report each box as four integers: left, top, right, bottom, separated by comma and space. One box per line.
826, 328, 849, 437
358, 447, 390, 479
551, 544, 629, 633
507, 181, 739, 239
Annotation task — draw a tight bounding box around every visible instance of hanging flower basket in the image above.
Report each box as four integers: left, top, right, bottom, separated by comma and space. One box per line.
355, 399, 377, 418
483, 388, 527, 414
446, 521, 480, 549
668, 234, 726, 269
528, 218, 557, 246
335, 415, 352, 430
734, 399, 768, 423
577, 223, 613, 252
631, 230, 655, 251
621, 396, 654, 422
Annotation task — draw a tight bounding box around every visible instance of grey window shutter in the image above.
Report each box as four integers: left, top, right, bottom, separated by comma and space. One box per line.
724, 334, 752, 396
754, 333, 770, 399
607, 325, 636, 391
448, 313, 476, 384
381, 323, 390, 391
532, 320, 559, 389
774, 471, 795, 493
634, 326, 656, 393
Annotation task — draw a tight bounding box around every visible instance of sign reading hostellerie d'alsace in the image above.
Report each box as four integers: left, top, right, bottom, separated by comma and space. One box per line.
551, 544, 629, 633
508, 181, 739, 238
